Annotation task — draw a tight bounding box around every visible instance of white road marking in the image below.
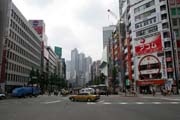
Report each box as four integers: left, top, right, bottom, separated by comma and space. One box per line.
98, 100, 104, 103
87, 102, 96, 104
152, 102, 161, 104
170, 102, 179, 104
103, 102, 111, 104
42, 100, 61, 104
161, 98, 180, 101
136, 102, 144, 104
119, 102, 128, 104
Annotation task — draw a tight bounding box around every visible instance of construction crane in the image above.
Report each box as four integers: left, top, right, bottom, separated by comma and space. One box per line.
107, 9, 118, 20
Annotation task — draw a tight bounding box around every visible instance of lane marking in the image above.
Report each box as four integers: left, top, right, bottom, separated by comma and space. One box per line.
87, 102, 96, 104
136, 102, 144, 104
152, 102, 161, 104
98, 100, 104, 103
119, 102, 128, 104
161, 98, 180, 101
170, 102, 179, 104
42, 100, 61, 104
103, 102, 111, 104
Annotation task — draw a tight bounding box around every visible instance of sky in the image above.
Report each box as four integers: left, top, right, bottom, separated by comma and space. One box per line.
13, 0, 119, 61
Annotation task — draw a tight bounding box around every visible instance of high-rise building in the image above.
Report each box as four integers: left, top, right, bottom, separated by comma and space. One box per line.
85, 56, 92, 84
118, 0, 180, 92
71, 48, 79, 72
0, 1, 42, 92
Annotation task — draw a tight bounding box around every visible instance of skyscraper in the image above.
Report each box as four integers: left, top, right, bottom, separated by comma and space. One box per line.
103, 25, 116, 49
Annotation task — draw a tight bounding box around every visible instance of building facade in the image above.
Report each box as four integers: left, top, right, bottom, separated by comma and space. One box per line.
118, 0, 180, 93
0, 1, 42, 92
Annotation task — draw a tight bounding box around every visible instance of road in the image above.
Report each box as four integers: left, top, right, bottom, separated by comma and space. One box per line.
0, 95, 180, 120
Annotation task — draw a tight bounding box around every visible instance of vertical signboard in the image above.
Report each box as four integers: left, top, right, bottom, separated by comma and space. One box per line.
55, 47, 62, 58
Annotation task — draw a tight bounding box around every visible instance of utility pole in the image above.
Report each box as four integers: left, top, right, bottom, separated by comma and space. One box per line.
166, 0, 179, 94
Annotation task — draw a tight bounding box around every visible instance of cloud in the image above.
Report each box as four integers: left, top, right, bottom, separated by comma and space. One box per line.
24, 0, 54, 8
12, 0, 119, 61
77, 1, 107, 29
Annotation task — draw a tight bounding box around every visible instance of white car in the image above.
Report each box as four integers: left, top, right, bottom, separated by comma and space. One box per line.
79, 88, 95, 94
0, 93, 6, 99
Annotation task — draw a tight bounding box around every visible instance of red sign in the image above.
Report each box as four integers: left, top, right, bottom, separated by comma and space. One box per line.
166, 57, 172, 62
169, 0, 175, 5
0, 49, 7, 83
176, 0, 180, 4
177, 41, 180, 48
135, 35, 162, 55
34, 26, 43, 35
167, 68, 174, 72
136, 79, 165, 86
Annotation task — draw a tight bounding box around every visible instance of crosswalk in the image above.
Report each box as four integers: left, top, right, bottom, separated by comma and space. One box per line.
87, 101, 180, 105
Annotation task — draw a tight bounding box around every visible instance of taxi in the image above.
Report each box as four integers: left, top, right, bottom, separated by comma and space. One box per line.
69, 93, 100, 102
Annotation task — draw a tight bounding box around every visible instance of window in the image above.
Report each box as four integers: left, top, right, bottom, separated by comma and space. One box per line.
136, 26, 158, 37
162, 22, 169, 29
161, 13, 167, 20
174, 29, 179, 37
160, 5, 166, 11
164, 41, 171, 48
135, 9, 156, 21
165, 51, 172, 57
168, 72, 173, 78
177, 0, 180, 4
135, 17, 156, 29
172, 18, 178, 26
177, 7, 180, 15
163, 32, 170, 38
171, 8, 176, 16
134, 0, 155, 13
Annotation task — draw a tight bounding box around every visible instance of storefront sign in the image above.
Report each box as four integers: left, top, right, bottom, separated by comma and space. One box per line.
136, 79, 165, 86
135, 35, 162, 55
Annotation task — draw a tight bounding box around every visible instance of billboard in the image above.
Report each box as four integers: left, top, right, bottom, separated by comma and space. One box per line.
29, 20, 45, 37
135, 34, 163, 55
135, 53, 167, 80
55, 46, 62, 58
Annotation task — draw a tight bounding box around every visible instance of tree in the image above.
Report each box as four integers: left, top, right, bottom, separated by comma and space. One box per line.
112, 67, 118, 94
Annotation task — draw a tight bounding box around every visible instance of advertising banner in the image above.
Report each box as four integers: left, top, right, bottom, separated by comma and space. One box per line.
135, 34, 163, 55
135, 53, 167, 80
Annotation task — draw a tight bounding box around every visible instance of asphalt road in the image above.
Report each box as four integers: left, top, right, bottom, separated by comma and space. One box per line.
0, 95, 180, 120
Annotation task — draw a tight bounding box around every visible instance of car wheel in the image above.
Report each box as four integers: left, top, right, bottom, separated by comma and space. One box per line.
71, 98, 75, 102
87, 98, 91, 102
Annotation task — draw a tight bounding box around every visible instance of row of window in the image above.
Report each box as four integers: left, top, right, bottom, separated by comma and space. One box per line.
6, 39, 40, 65
171, 7, 180, 16
135, 9, 156, 21
6, 50, 40, 70
139, 63, 160, 71
136, 26, 158, 37
134, 0, 155, 14
11, 10, 41, 45
10, 19, 41, 51
7, 62, 30, 75
135, 17, 156, 29
7, 51, 39, 72
169, 0, 180, 5
6, 73, 29, 83
9, 29, 41, 57
172, 18, 180, 26
139, 73, 162, 80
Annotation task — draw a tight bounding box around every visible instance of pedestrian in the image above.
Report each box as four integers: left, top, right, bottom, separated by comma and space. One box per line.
152, 86, 156, 96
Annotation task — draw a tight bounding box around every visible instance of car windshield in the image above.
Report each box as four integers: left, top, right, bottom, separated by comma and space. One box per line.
0, 0, 180, 120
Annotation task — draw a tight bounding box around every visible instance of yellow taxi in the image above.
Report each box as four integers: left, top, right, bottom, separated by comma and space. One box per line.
69, 93, 100, 102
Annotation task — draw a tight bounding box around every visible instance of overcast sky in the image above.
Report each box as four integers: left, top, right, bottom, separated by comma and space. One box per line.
13, 0, 118, 61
